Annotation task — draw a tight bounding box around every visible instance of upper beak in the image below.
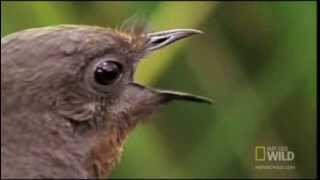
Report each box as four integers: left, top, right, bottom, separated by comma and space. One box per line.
145, 29, 203, 51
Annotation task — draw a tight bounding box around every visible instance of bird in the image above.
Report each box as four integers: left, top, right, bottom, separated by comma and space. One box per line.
1, 24, 212, 178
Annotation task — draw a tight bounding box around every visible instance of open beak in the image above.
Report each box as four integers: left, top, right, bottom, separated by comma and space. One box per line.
141, 29, 213, 105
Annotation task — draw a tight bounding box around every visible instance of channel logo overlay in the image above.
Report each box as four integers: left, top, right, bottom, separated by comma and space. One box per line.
254, 145, 295, 170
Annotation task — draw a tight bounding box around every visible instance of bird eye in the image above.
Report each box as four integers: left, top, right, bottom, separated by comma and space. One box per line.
94, 61, 122, 85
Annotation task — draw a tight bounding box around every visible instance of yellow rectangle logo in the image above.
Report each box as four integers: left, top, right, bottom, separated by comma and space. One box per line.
255, 146, 265, 161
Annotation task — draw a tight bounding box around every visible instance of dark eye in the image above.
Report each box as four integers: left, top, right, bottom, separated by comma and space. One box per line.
94, 61, 122, 85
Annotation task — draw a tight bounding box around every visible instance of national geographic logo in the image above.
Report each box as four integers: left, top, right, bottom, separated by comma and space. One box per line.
255, 146, 295, 162
255, 145, 295, 170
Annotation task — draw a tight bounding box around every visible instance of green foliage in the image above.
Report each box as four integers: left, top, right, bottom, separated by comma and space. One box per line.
1, 1, 316, 178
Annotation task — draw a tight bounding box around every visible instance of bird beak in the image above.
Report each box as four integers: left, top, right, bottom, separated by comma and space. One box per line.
145, 29, 203, 52
139, 29, 212, 105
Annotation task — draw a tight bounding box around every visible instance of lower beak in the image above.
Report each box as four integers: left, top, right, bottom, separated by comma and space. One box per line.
155, 89, 213, 104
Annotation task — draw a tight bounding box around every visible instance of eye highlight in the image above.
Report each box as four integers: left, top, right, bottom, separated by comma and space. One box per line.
94, 61, 122, 85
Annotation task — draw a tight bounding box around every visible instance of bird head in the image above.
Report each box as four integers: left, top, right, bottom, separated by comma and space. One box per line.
2, 25, 212, 132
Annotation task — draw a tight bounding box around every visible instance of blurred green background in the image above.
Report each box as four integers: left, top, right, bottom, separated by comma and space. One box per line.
1, 1, 316, 178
